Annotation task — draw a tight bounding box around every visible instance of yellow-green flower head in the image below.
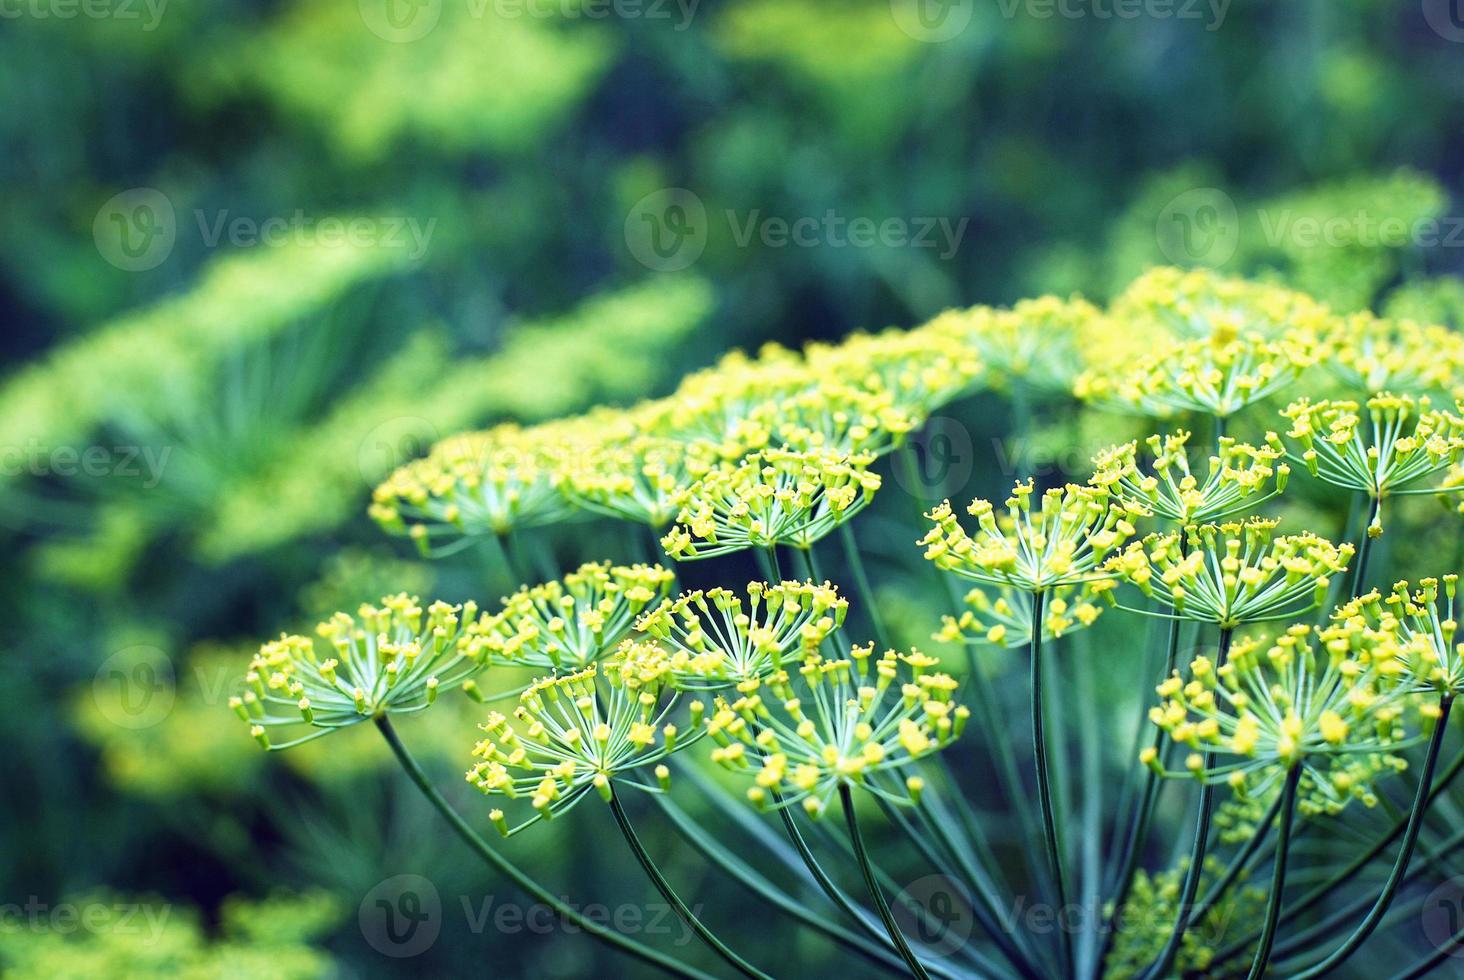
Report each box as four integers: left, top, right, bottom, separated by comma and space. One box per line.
1321, 310, 1464, 396
1102, 520, 1353, 628
936, 583, 1102, 649
1145, 626, 1411, 810
369, 422, 580, 551
705, 645, 969, 817
1111, 266, 1335, 343
1091, 430, 1289, 527
919, 480, 1139, 591
1075, 328, 1318, 421
946, 296, 1099, 395
1271, 393, 1464, 534
741, 379, 919, 458
560, 433, 716, 528
662, 448, 882, 560
1333, 576, 1464, 698
806, 322, 984, 416
653, 346, 815, 454
634, 580, 848, 690
461, 562, 676, 671
232, 594, 482, 750
466, 654, 705, 836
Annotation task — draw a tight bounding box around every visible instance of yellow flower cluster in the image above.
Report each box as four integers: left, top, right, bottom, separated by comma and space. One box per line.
1321, 310, 1464, 395
1144, 625, 1411, 809
920, 480, 1139, 591
634, 580, 847, 690
1273, 393, 1464, 534
662, 448, 882, 559
232, 594, 483, 748
1101, 520, 1353, 627
705, 645, 968, 816
1091, 430, 1289, 527
460, 562, 675, 670
465, 653, 705, 835
935, 583, 1102, 649
1332, 576, 1464, 698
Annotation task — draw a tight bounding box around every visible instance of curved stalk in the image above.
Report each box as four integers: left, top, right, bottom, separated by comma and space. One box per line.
1291, 694, 1455, 979
1245, 764, 1301, 980
839, 784, 931, 980
1139, 626, 1233, 980
607, 786, 773, 980
1348, 496, 1381, 597
1030, 588, 1073, 977
373, 717, 711, 980
839, 522, 892, 650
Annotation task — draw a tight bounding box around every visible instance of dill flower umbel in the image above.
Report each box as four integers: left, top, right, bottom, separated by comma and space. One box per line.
231, 594, 483, 749
705, 645, 968, 816
1111, 266, 1334, 343
461, 561, 676, 670
956, 296, 1100, 395
1272, 393, 1464, 535
935, 583, 1101, 649
1090, 430, 1289, 527
560, 426, 716, 528
369, 423, 579, 550
1144, 626, 1410, 808
466, 651, 704, 835
634, 580, 847, 690
661, 448, 881, 560
1333, 576, 1464, 698
920, 480, 1138, 591
1101, 519, 1353, 628
1075, 329, 1317, 422
1321, 310, 1464, 395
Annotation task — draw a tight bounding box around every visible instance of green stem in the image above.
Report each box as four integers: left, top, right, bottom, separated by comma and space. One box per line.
1291, 694, 1455, 979
1209, 740, 1464, 968
607, 786, 772, 980
764, 545, 785, 582
1030, 588, 1073, 977
1245, 764, 1301, 980
1186, 786, 1284, 931
373, 717, 710, 980
1388, 921, 1464, 980
652, 794, 913, 977
840, 522, 891, 650
839, 784, 931, 980
1349, 496, 1380, 598
1140, 626, 1233, 980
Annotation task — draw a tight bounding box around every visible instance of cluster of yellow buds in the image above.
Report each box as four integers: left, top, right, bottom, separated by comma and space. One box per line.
662, 448, 881, 560
920, 480, 1139, 591
561, 433, 717, 528
460, 562, 675, 670
1076, 328, 1318, 421
957, 296, 1104, 395
807, 322, 985, 417
739, 381, 919, 458
1101, 519, 1353, 628
935, 583, 1102, 649
634, 580, 847, 690
1332, 577, 1464, 698
465, 653, 705, 835
370, 424, 580, 551
1143, 625, 1411, 809
232, 594, 482, 749
1091, 430, 1288, 527
1111, 266, 1334, 344
705, 645, 968, 816
1273, 393, 1464, 535
1321, 311, 1464, 395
